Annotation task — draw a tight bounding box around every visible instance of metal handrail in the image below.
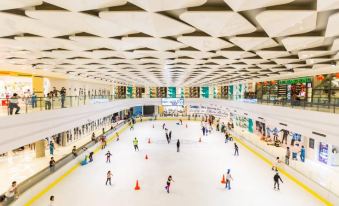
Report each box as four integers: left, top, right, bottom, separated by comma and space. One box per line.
1, 95, 339, 115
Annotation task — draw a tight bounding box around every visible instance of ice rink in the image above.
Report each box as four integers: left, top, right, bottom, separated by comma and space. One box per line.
26, 120, 323, 206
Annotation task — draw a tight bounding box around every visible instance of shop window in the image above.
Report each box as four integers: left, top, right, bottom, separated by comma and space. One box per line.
309, 138, 315, 149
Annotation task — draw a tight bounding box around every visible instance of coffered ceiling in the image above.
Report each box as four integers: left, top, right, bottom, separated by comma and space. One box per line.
0, 0, 338, 86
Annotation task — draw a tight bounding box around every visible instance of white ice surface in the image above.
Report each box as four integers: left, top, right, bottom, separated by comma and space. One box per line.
26, 121, 323, 206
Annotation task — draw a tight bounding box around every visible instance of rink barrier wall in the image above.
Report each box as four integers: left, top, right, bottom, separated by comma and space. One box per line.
21, 121, 129, 206
231, 133, 335, 206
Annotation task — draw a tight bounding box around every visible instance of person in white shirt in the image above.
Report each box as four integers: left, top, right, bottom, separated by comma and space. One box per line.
225, 169, 233, 190
5, 181, 18, 201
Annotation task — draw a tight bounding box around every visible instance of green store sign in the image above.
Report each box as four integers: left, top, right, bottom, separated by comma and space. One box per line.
278, 77, 311, 85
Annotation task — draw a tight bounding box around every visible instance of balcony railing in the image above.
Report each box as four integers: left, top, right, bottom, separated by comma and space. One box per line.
1, 95, 339, 116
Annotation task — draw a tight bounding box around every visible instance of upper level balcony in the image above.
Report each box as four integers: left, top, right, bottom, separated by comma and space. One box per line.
1, 95, 339, 117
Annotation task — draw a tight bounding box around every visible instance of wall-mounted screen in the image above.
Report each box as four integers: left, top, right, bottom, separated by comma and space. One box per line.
161, 98, 184, 106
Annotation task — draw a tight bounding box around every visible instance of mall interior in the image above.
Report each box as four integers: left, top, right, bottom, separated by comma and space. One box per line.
0, 0, 339, 206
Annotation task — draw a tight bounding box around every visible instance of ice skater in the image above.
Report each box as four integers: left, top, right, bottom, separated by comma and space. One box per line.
272, 157, 281, 171
225, 132, 229, 143
234, 143, 239, 156
89, 151, 94, 162
133, 137, 139, 151
273, 172, 283, 190
164, 175, 174, 193
130, 123, 134, 130
116, 132, 119, 141
176, 139, 180, 152
225, 169, 233, 190
105, 151, 112, 163
166, 132, 170, 144
106, 171, 112, 186
162, 123, 166, 130
169, 131, 172, 142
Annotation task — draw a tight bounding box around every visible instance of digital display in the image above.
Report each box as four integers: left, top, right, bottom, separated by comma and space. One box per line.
161, 98, 184, 106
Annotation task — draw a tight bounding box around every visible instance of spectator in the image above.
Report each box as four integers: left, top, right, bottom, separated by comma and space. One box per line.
45, 93, 52, 110
49, 141, 55, 156
60, 87, 66, 108
72, 146, 77, 157
31, 93, 37, 108
52, 87, 58, 97
285, 147, 290, 165
8, 93, 20, 115
300, 145, 306, 162
5, 181, 18, 202
49, 157, 56, 172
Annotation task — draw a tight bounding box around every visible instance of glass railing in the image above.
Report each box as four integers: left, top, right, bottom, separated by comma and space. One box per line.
0, 95, 116, 116
1, 95, 339, 116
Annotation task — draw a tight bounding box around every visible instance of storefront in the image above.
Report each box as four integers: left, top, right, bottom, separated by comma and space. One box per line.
256, 77, 312, 103
0, 76, 32, 106
312, 73, 339, 105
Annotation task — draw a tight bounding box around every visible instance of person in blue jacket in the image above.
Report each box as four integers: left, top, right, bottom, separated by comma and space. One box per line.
300, 146, 306, 162
49, 141, 55, 156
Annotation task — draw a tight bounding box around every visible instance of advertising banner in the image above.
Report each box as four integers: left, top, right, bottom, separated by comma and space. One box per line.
161, 98, 184, 106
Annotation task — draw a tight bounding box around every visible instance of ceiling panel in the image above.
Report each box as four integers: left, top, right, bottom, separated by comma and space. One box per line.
256, 11, 317, 37
229, 37, 278, 51
0, 0, 42, 10
100, 11, 195, 37
44, 0, 127, 12
26, 11, 135, 38
223, 0, 294, 11
180, 11, 256, 37
177, 36, 233, 51
127, 0, 206, 12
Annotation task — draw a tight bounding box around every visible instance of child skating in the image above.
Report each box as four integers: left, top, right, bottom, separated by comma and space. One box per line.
133, 137, 139, 151
106, 171, 112, 186
105, 151, 112, 163
165, 175, 174, 193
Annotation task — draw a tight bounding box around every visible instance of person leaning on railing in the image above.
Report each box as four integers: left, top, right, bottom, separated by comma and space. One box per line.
8, 93, 20, 115
45, 92, 52, 110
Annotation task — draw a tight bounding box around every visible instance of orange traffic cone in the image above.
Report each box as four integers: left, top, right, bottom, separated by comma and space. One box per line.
148, 138, 151, 144
221, 175, 226, 184
199, 137, 202, 143
145, 154, 148, 160
135, 180, 141, 190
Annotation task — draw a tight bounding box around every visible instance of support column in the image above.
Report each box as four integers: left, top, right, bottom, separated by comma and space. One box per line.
35, 140, 46, 158
61, 132, 67, 146
32, 76, 44, 109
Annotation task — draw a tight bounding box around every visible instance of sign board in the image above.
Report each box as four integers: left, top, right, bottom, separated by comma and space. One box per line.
161, 98, 184, 106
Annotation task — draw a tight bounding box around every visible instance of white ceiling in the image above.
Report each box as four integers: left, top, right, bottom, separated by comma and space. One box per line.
0, 0, 338, 86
